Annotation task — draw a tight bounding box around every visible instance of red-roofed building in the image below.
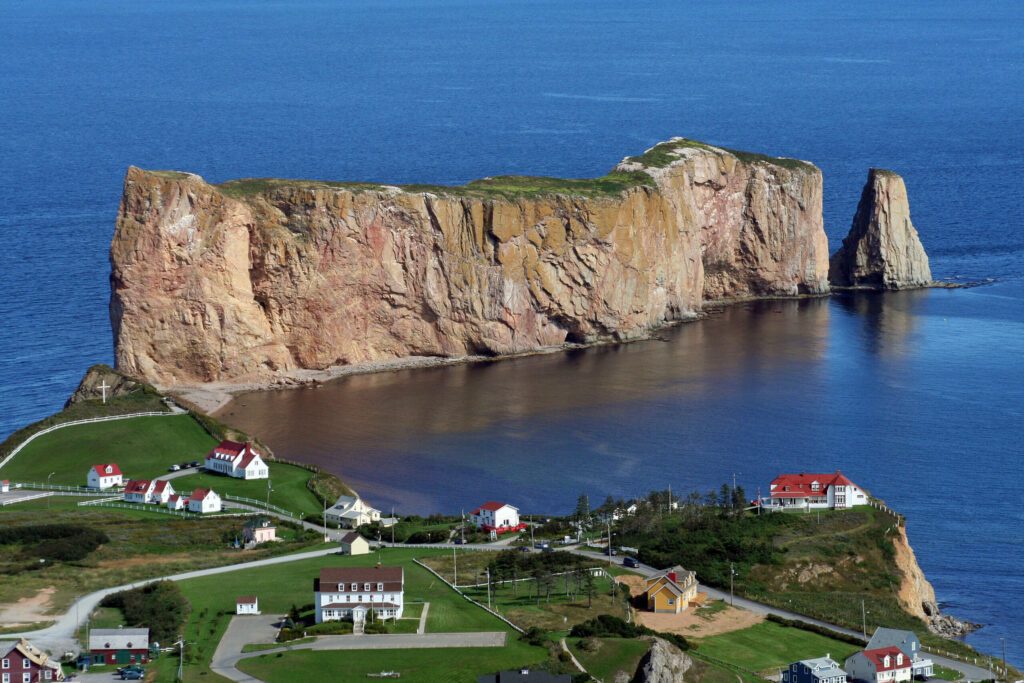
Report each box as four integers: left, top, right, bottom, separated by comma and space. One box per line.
469, 502, 524, 534
1, 480, 9, 493
166, 494, 186, 511
763, 471, 868, 511
123, 479, 155, 504
204, 440, 268, 480
87, 464, 123, 490
150, 479, 175, 504
187, 488, 222, 514
845, 646, 912, 683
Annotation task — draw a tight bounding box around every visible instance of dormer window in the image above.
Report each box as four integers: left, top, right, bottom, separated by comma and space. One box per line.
811, 482, 820, 491
364, 583, 371, 591
377, 583, 383, 591
784, 486, 790, 491
896, 654, 903, 665
351, 582, 358, 591
883, 656, 890, 667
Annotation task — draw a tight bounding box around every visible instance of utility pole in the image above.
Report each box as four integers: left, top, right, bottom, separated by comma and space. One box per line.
461, 509, 465, 544
452, 546, 458, 588
176, 637, 184, 682
757, 486, 762, 515
529, 515, 534, 548
606, 518, 612, 562
486, 567, 492, 609
730, 563, 735, 605
1001, 637, 1006, 682
265, 477, 272, 509
391, 507, 395, 545
46, 472, 55, 509
323, 496, 328, 542
861, 599, 867, 639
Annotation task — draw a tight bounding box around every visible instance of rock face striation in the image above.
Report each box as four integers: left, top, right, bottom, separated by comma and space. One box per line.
829, 169, 932, 289
630, 637, 694, 683
110, 138, 831, 387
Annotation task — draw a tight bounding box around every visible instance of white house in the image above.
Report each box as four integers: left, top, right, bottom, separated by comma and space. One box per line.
187, 488, 222, 514
845, 647, 912, 683
765, 471, 869, 511
866, 628, 934, 679
325, 495, 381, 528
166, 494, 186, 511
236, 596, 260, 615
204, 440, 268, 480
469, 501, 524, 533
1, 480, 10, 493
87, 464, 123, 490
123, 479, 154, 504
151, 479, 175, 504
339, 531, 370, 556
314, 566, 404, 624
243, 517, 277, 545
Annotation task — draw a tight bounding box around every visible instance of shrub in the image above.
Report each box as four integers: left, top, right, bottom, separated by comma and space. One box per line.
100, 581, 189, 643
569, 615, 689, 651
520, 626, 547, 647
765, 614, 865, 646
0, 524, 109, 564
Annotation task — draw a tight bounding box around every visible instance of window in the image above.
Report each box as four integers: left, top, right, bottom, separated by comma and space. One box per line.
2, 673, 8, 683
1, 660, 7, 670
351, 583, 358, 591
377, 583, 383, 591
21, 674, 29, 683
21, 661, 28, 670
364, 583, 371, 591
45, 672, 52, 681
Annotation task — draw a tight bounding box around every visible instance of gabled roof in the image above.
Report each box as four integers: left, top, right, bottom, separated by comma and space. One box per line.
237, 449, 262, 469
770, 471, 857, 498
152, 480, 173, 495
213, 439, 246, 456
190, 488, 214, 500
124, 479, 152, 494
340, 531, 364, 544
236, 595, 257, 604
860, 646, 910, 672
316, 566, 403, 591
799, 656, 846, 678
867, 627, 919, 654
472, 501, 516, 514
89, 628, 149, 651
91, 463, 122, 476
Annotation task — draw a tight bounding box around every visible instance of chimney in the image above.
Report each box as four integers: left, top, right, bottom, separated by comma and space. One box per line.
667, 571, 677, 583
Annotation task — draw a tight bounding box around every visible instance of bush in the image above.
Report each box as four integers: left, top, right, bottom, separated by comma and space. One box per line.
569, 615, 689, 651
765, 614, 865, 646
0, 524, 109, 565
100, 581, 188, 643
363, 621, 389, 634
520, 626, 547, 647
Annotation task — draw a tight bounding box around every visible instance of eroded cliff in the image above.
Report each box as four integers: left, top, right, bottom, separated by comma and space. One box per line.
110, 138, 829, 387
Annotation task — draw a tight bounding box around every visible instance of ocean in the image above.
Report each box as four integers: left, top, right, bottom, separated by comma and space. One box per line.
1, 0, 1021, 662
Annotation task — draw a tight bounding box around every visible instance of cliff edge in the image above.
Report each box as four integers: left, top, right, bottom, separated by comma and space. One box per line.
110, 138, 830, 387
829, 169, 932, 289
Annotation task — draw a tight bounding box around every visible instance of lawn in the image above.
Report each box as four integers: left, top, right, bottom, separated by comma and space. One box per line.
236, 643, 548, 683
694, 621, 860, 674
170, 462, 323, 516
0, 414, 217, 485
568, 636, 650, 682
151, 548, 529, 683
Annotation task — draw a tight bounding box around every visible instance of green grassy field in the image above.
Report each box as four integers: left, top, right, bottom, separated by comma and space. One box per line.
236, 643, 548, 683
152, 548, 535, 682
170, 462, 323, 516
694, 621, 860, 674
0, 414, 217, 485
568, 636, 650, 682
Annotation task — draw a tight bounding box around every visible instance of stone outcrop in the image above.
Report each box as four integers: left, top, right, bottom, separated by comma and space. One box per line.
829, 169, 932, 289
110, 138, 830, 387
632, 637, 694, 683
64, 364, 148, 407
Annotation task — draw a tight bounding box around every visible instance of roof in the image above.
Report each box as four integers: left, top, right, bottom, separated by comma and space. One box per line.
867, 627, 919, 654
339, 531, 365, 544
212, 439, 246, 456
236, 596, 258, 604
124, 479, 151, 494
799, 656, 846, 679
244, 516, 275, 529
770, 471, 857, 498
477, 670, 572, 683
237, 449, 262, 469
330, 495, 358, 509
152, 480, 172, 495
316, 566, 403, 591
190, 488, 214, 500
472, 501, 516, 514
89, 628, 149, 651
860, 647, 910, 672
91, 463, 122, 476
3, 639, 64, 674
321, 601, 400, 609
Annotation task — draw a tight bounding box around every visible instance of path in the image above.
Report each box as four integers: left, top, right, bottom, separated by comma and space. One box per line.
559, 638, 589, 677
417, 602, 430, 635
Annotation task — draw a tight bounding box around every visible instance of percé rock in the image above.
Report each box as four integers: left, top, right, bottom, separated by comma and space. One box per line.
828, 169, 932, 289
631, 637, 694, 683
110, 138, 830, 387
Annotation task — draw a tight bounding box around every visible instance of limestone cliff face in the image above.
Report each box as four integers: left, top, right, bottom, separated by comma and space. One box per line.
110, 139, 830, 386
829, 169, 932, 289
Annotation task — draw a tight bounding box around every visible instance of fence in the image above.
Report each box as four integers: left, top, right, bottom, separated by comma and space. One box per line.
921, 647, 1006, 679
222, 494, 297, 519
868, 500, 905, 526
13, 481, 100, 494
77, 499, 252, 519
413, 558, 524, 634
0, 411, 174, 470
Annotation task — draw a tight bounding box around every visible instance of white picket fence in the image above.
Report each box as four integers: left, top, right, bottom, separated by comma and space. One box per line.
0, 411, 174, 470
222, 494, 297, 519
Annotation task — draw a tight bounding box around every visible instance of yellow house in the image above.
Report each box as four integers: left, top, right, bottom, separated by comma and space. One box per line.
644, 566, 698, 614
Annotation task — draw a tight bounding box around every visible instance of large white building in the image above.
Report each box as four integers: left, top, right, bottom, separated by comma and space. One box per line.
764, 471, 869, 511
325, 495, 381, 528
204, 440, 268, 480
845, 647, 912, 683
87, 463, 123, 490
314, 566, 404, 624
469, 501, 524, 533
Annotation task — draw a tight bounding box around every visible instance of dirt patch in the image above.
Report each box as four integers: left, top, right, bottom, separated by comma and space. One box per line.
0, 586, 56, 626
636, 598, 764, 638
616, 575, 646, 597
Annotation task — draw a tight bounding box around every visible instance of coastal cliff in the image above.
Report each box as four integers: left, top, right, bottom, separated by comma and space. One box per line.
110, 138, 829, 387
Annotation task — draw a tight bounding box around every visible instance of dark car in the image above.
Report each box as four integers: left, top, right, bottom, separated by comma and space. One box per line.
452, 538, 466, 545
189, 460, 200, 468
541, 546, 554, 553
180, 462, 192, 469
518, 546, 531, 553
623, 557, 640, 568
120, 670, 144, 681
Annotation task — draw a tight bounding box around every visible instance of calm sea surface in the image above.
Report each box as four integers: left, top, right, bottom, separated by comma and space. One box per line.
1, 0, 1021, 662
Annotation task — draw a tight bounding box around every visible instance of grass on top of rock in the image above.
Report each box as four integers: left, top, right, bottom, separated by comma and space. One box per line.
218, 169, 655, 200
568, 636, 651, 682
625, 137, 815, 172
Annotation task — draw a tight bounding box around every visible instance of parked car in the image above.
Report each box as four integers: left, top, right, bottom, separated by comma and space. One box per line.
168, 464, 180, 472
179, 462, 192, 469
116, 666, 144, 675
452, 538, 466, 545
541, 546, 554, 553
623, 557, 640, 568
120, 670, 144, 681
189, 460, 200, 468
534, 542, 549, 550
517, 546, 531, 553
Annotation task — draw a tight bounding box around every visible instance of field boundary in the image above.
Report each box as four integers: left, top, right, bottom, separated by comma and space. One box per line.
413, 558, 525, 634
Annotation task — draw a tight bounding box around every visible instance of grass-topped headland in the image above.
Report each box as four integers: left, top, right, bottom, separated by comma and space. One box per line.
624, 137, 816, 172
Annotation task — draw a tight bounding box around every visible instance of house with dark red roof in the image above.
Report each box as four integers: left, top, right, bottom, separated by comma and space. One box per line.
187, 488, 222, 514
87, 463, 123, 490
469, 501, 524, 534
122, 479, 155, 504
204, 440, 268, 480
314, 565, 404, 624
763, 471, 868, 511
845, 646, 912, 683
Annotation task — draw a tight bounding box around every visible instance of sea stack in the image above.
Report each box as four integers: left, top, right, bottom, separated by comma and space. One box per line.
829, 169, 932, 289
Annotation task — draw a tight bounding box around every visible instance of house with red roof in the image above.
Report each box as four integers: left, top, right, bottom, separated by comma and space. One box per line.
123, 479, 155, 504
204, 440, 268, 480
87, 464, 123, 490
150, 479, 175, 504
469, 502, 524, 534
764, 471, 868, 511
166, 494, 186, 511
314, 566, 404, 624
1, 480, 9, 494
187, 488, 222, 514
845, 646, 912, 683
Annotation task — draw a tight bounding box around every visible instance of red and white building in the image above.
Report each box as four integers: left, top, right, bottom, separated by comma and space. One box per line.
166, 494, 186, 511
204, 440, 268, 480
1, 481, 9, 494
844, 646, 912, 683
0, 638, 65, 681
87, 628, 149, 667
150, 480, 175, 504
469, 502, 524, 534
763, 471, 868, 511
86, 464, 123, 490
314, 566, 404, 624
123, 479, 155, 504
187, 488, 222, 514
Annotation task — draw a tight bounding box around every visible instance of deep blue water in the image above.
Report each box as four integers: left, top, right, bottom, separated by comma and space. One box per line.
1, 0, 1021, 663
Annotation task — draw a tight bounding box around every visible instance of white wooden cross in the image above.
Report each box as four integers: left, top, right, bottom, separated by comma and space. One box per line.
99, 380, 110, 404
